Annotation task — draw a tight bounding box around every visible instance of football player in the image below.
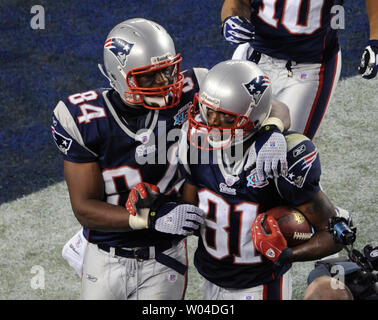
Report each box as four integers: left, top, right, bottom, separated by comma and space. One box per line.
221, 0, 342, 139
51, 19, 290, 300
51, 18, 207, 300
177, 60, 343, 300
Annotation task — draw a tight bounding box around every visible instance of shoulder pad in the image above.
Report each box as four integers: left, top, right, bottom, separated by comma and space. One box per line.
192, 67, 208, 89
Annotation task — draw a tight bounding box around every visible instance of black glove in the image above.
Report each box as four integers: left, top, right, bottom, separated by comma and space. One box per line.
358, 40, 378, 79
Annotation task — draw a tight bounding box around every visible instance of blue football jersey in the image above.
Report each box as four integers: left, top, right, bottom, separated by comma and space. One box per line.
251, 0, 340, 62
179, 125, 321, 288
51, 68, 205, 247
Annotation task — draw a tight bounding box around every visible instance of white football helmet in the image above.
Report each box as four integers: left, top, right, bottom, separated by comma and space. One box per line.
188, 60, 272, 149
99, 18, 184, 109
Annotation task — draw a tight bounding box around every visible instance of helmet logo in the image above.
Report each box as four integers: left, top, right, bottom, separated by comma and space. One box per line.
105, 38, 134, 67
243, 75, 270, 106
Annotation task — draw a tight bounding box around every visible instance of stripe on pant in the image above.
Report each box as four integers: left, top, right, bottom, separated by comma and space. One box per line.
303, 51, 341, 140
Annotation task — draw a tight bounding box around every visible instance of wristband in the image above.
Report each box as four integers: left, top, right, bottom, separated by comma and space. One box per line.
261, 117, 284, 133
128, 208, 149, 230
274, 247, 294, 266
148, 195, 175, 229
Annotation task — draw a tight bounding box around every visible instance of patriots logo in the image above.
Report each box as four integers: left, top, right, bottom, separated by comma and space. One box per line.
104, 38, 134, 67
243, 75, 270, 105
284, 149, 318, 188
51, 126, 72, 155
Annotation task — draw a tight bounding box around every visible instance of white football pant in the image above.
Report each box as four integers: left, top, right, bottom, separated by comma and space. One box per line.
233, 43, 342, 139
80, 240, 187, 300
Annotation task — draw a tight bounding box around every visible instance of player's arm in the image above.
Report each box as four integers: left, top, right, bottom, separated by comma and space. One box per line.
125, 180, 204, 236
268, 98, 291, 131
251, 135, 343, 265
366, 0, 378, 40
64, 160, 136, 232
252, 191, 342, 266
289, 191, 343, 262
181, 182, 199, 205
221, 0, 252, 21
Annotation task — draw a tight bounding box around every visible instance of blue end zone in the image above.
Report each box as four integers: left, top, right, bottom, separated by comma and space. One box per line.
0, 0, 370, 203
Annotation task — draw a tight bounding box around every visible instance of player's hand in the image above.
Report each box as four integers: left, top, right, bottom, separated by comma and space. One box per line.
150, 203, 205, 236
222, 16, 255, 44
358, 40, 378, 79
126, 182, 160, 216
245, 125, 288, 181
251, 214, 288, 262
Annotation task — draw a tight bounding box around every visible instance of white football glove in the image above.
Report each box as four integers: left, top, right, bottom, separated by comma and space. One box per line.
150, 202, 205, 236
245, 125, 288, 181
222, 16, 255, 44
358, 40, 378, 79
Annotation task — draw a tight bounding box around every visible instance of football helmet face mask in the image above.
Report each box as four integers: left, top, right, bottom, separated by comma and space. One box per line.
100, 18, 184, 110
188, 60, 272, 150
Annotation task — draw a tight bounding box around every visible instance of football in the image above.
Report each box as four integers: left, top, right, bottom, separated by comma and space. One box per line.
262, 206, 313, 247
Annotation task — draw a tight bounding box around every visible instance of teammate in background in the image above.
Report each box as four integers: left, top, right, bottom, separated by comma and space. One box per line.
177, 60, 343, 300
358, 0, 378, 79
51, 19, 290, 300
221, 0, 342, 139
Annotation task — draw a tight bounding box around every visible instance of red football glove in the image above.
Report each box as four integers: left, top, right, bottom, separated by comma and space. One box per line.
251, 214, 287, 262
126, 182, 160, 216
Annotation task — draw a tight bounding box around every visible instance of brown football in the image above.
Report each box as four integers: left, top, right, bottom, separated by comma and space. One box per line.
262, 206, 313, 247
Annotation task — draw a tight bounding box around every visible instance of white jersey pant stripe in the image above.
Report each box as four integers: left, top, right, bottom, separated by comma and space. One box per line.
232, 43, 342, 139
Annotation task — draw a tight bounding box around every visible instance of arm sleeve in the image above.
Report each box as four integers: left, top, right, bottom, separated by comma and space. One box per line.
51, 101, 98, 163
275, 134, 321, 206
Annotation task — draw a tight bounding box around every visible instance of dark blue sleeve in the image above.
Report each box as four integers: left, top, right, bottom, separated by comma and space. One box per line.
51, 114, 97, 163
276, 135, 321, 206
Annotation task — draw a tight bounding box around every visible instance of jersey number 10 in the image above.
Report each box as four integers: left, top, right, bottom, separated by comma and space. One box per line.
258, 0, 324, 35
